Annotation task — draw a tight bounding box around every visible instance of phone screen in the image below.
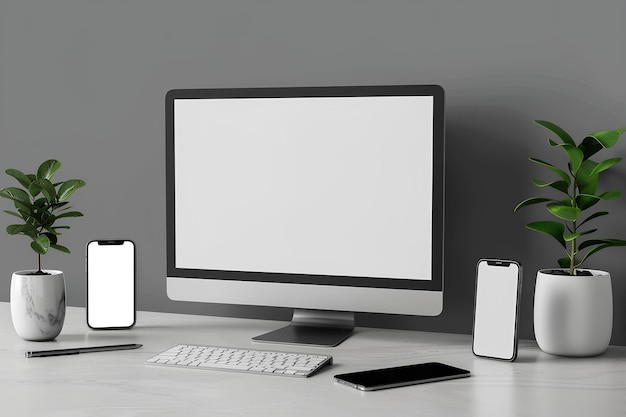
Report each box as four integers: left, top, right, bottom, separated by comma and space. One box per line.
86, 240, 135, 329
334, 362, 470, 391
472, 259, 522, 361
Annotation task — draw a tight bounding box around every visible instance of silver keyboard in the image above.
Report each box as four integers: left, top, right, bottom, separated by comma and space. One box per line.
145, 344, 333, 377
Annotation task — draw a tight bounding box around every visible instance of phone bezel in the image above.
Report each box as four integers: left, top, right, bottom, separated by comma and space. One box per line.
472, 259, 522, 361
86, 239, 136, 330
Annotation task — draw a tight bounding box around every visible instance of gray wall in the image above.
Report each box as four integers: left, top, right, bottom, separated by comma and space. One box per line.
2, 0, 626, 345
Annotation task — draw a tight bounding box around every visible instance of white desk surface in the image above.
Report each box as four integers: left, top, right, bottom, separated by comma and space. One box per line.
1, 302, 626, 417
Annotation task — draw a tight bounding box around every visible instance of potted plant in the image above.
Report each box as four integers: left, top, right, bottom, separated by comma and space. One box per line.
514, 120, 626, 356
0, 159, 85, 341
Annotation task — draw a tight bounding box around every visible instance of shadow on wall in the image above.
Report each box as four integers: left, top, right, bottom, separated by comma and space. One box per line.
363, 104, 535, 336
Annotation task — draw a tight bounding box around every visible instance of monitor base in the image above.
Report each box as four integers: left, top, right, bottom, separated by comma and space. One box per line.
252, 309, 355, 347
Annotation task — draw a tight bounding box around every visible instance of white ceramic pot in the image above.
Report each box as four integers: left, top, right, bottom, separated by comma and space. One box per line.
534, 269, 612, 356
10, 270, 66, 341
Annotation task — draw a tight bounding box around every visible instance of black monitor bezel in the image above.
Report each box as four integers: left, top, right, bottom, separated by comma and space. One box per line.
166, 85, 444, 291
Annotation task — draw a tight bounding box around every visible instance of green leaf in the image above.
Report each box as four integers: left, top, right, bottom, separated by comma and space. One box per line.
579, 129, 625, 160
526, 221, 566, 248
3, 210, 25, 220
28, 179, 57, 202
31, 235, 51, 255
6, 224, 37, 237
55, 211, 83, 219
38, 211, 55, 227
6, 224, 23, 235
575, 194, 601, 211
13, 200, 35, 216
598, 190, 620, 200
576, 160, 599, 195
587, 129, 622, 147
44, 232, 58, 244
561, 144, 584, 174
24, 215, 39, 228
558, 257, 572, 269
529, 158, 571, 185
534, 120, 576, 146
579, 238, 626, 250
44, 226, 59, 235
546, 203, 581, 222
578, 228, 598, 237
578, 211, 608, 227
563, 229, 598, 242
0, 187, 31, 204
27, 183, 41, 198
590, 157, 622, 177
531, 179, 569, 194
514, 197, 554, 212
563, 232, 581, 242
57, 179, 85, 202
50, 243, 70, 254
576, 191, 620, 211
53, 202, 70, 210
37, 159, 61, 181
577, 239, 626, 265
5, 169, 32, 188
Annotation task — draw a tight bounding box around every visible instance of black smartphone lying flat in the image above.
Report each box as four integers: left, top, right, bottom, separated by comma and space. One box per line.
334, 362, 470, 391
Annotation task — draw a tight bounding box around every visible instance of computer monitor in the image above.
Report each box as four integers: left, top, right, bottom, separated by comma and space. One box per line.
166, 85, 445, 347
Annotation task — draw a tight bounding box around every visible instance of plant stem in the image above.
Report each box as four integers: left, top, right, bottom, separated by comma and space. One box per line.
570, 229, 576, 276
37, 253, 43, 274
570, 179, 577, 276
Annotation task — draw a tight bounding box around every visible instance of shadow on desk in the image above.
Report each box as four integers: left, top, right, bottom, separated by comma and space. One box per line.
514, 340, 626, 363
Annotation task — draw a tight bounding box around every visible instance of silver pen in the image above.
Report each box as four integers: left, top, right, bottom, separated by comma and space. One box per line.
26, 343, 142, 358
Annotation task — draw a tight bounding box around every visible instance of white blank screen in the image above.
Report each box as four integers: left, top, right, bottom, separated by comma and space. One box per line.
473, 261, 520, 359
174, 95, 433, 281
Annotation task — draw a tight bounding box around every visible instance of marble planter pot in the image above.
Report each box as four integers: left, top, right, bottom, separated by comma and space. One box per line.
534, 269, 612, 357
10, 270, 66, 341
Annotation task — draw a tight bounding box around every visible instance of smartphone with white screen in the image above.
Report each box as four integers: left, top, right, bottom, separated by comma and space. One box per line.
472, 259, 522, 361
334, 362, 470, 391
86, 240, 136, 329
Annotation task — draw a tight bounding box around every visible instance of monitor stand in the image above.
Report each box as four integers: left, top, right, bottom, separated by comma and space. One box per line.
252, 309, 355, 347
